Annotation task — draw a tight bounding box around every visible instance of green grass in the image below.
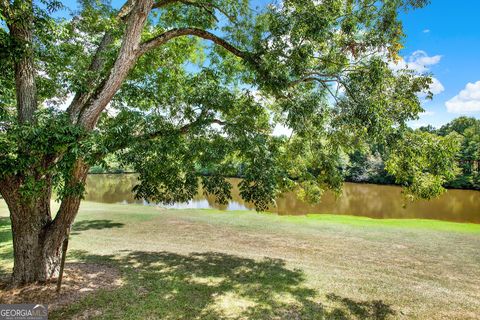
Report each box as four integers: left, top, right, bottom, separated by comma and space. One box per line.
303, 213, 480, 233
1, 201, 480, 319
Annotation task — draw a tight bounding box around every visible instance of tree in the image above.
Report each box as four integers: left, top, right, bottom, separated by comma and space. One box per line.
0, 0, 457, 285
437, 116, 478, 136
385, 130, 461, 200
438, 117, 480, 188
346, 148, 394, 185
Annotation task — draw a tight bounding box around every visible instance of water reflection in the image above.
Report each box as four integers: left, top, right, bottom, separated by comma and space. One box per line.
84, 174, 480, 223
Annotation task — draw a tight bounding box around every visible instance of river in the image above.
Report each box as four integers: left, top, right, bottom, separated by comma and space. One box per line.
84, 174, 480, 223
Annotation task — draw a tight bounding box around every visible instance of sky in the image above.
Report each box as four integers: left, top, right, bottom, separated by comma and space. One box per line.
57, 0, 480, 129
398, 0, 480, 128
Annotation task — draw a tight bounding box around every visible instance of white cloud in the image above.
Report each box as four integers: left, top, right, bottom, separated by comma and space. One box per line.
409, 50, 442, 71
446, 81, 480, 113
389, 50, 444, 96
423, 29, 430, 33
429, 77, 445, 95
391, 50, 442, 73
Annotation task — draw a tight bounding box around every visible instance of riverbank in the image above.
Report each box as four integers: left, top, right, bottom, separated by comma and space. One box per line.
1, 201, 479, 319
84, 174, 480, 223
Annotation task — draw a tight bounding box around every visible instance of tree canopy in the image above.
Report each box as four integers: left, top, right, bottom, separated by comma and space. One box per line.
0, 0, 458, 212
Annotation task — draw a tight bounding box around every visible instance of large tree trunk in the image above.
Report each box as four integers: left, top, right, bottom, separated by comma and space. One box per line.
0, 161, 88, 286
10, 210, 61, 285
0, 177, 58, 285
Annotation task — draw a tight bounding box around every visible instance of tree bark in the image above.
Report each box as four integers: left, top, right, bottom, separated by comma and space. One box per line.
45, 160, 90, 260
0, 176, 59, 285
9, 213, 61, 285
9, 0, 37, 124
0, 161, 88, 286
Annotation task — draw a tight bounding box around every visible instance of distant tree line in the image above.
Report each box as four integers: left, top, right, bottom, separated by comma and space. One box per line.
345, 117, 480, 190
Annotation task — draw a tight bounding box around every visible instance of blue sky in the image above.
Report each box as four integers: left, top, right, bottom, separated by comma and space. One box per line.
58, 0, 480, 128
399, 0, 480, 128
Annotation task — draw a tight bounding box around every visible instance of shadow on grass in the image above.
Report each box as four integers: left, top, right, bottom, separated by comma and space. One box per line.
71, 220, 124, 235
53, 250, 395, 320
326, 294, 395, 320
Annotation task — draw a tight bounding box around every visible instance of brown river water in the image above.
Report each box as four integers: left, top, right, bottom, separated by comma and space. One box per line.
84, 174, 480, 223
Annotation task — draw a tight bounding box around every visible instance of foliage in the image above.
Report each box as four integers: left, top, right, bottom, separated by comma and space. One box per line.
0, 0, 458, 212
0, 109, 94, 201
346, 149, 395, 185
342, 117, 480, 191
89, 154, 128, 174
438, 117, 480, 189
385, 131, 461, 200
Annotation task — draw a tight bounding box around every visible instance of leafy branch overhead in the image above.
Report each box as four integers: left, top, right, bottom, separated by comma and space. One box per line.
0, 0, 454, 213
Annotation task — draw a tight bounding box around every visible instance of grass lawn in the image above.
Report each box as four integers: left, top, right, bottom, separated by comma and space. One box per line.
1, 201, 479, 319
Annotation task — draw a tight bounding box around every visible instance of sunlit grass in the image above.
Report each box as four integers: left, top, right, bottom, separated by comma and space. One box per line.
1, 201, 479, 319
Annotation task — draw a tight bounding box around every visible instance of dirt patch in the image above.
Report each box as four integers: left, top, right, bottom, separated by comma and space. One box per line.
0, 263, 123, 310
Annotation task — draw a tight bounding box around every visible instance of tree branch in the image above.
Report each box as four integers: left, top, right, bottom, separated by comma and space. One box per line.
138, 27, 246, 58
132, 117, 227, 142
76, 0, 154, 129
144, 110, 227, 141
67, 0, 145, 123
75, 4, 248, 130
117, 0, 137, 20
9, 0, 37, 124
94, 116, 228, 160
67, 33, 115, 122
288, 77, 338, 87
175, 1, 218, 23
